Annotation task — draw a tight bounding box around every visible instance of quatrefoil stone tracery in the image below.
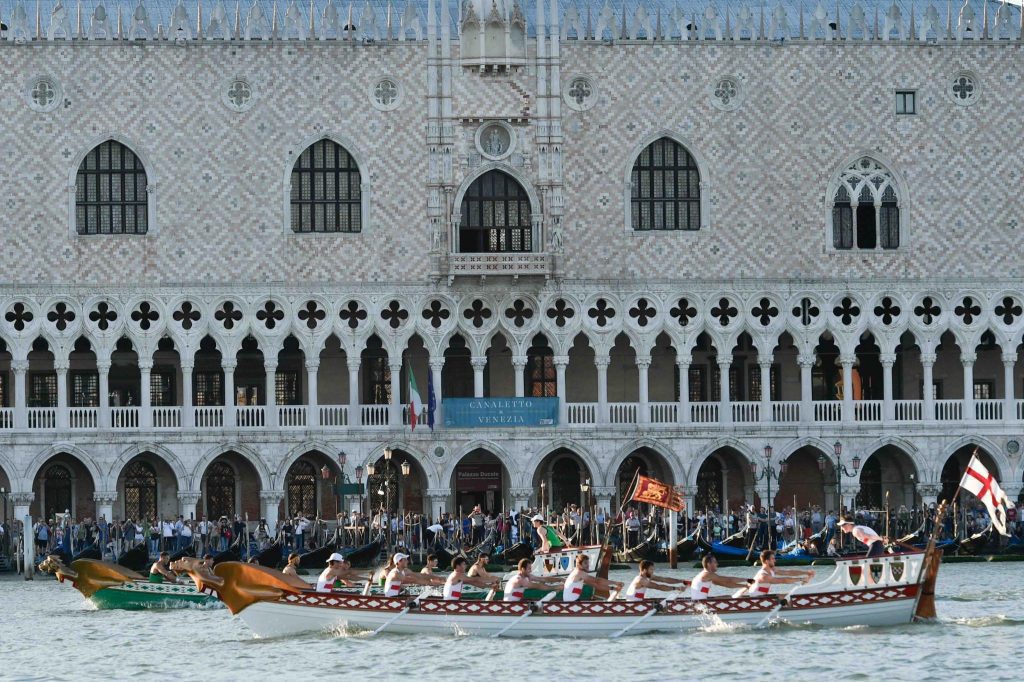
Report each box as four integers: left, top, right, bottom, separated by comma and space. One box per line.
670, 298, 698, 326
6, 302, 34, 331
381, 300, 409, 329
588, 299, 616, 327
914, 297, 941, 326
504, 299, 534, 328
47, 302, 76, 331
131, 301, 160, 330
298, 300, 326, 329
421, 301, 450, 329
339, 300, 368, 329
256, 301, 285, 330
464, 299, 493, 328
628, 298, 656, 327
173, 302, 201, 330
546, 299, 575, 327
215, 301, 243, 330
89, 302, 117, 331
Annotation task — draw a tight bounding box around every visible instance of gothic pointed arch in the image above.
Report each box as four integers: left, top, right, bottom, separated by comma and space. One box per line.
454, 166, 538, 254
826, 154, 909, 251
623, 131, 710, 233
69, 135, 156, 236
283, 132, 371, 234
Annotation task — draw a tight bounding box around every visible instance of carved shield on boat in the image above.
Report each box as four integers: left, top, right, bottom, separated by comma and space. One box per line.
848, 565, 863, 585
890, 561, 905, 582
544, 559, 554, 573
560, 556, 570, 570
869, 563, 884, 584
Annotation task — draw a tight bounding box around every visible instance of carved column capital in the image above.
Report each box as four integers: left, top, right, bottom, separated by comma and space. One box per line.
429, 357, 447, 372
511, 355, 528, 369
594, 354, 611, 369
507, 486, 535, 499
176, 491, 202, 505
919, 352, 937, 365
797, 353, 816, 368
879, 353, 897, 366
552, 355, 569, 368
470, 357, 488, 371
259, 490, 286, 503
10, 491, 36, 506
93, 490, 118, 506
635, 355, 652, 369
305, 360, 321, 372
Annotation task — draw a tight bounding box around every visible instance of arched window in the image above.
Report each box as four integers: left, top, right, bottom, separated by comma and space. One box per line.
124, 460, 158, 522
459, 170, 532, 253
290, 139, 362, 233
831, 157, 901, 250
205, 461, 236, 520
286, 460, 318, 518
525, 334, 555, 397
694, 458, 723, 513
44, 464, 73, 521
630, 138, 701, 231
75, 141, 149, 235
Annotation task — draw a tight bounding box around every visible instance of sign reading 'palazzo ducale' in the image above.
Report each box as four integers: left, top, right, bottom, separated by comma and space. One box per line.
443, 398, 559, 427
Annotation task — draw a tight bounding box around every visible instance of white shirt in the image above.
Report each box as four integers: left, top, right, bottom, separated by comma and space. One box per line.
562, 568, 585, 602
384, 568, 404, 597
690, 571, 712, 600
504, 574, 529, 602
851, 525, 883, 546
624, 575, 647, 602
315, 567, 336, 592
162, 522, 174, 537
443, 574, 464, 600
749, 567, 774, 595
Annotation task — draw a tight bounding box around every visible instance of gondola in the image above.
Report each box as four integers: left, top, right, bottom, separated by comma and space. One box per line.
340, 536, 384, 568
296, 540, 338, 569
249, 541, 285, 568
493, 541, 533, 565
674, 528, 701, 561
956, 526, 995, 556
169, 544, 195, 562
117, 543, 151, 572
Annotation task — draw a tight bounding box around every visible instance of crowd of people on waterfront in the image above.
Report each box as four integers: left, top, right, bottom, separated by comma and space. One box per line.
1, 495, 1019, 567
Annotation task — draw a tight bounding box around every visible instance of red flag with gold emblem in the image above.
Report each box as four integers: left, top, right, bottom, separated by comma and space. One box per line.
630, 475, 684, 512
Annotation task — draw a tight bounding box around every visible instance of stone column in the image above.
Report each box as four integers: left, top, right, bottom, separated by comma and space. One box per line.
471, 356, 487, 398
93, 491, 117, 524
222, 360, 237, 429
880, 352, 896, 421
55, 361, 69, 430
916, 483, 940, 508
305, 360, 320, 427
595, 354, 610, 424
12, 360, 28, 429
97, 360, 111, 429
553, 355, 569, 427
177, 491, 201, 521
264, 359, 278, 429
840, 354, 855, 423
1003, 352, 1016, 422
424, 488, 452, 519
260, 490, 285, 531
961, 352, 976, 422
430, 358, 445, 426
636, 354, 651, 424
347, 356, 361, 427
680, 486, 698, 518
11, 491, 35, 528
592, 486, 616, 516
676, 358, 690, 424
718, 359, 732, 424
389, 361, 403, 425
798, 353, 814, 423
138, 359, 153, 429
511, 355, 527, 398
180, 362, 194, 429
758, 358, 772, 423
920, 352, 936, 422
508, 486, 534, 513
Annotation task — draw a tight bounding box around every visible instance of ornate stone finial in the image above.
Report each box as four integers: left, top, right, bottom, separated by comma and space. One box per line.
883, 0, 903, 40
359, 0, 379, 40
9, 0, 33, 41
48, 0, 74, 40
208, 0, 231, 39
282, 0, 307, 39
595, 0, 614, 40
244, 0, 270, 40
956, 0, 976, 40
399, 0, 420, 40
128, 0, 154, 40
168, 0, 191, 40
321, 0, 340, 38
769, 1, 789, 38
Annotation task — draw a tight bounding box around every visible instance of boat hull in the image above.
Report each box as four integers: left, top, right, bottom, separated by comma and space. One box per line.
235, 584, 920, 638
87, 580, 222, 610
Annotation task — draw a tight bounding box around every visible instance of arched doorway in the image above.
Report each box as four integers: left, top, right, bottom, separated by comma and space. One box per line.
367, 449, 428, 515
451, 449, 507, 515
115, 453, 180, 522
533, 449, 593, 515
123, 461, 157, 522
31, 453, 97, 521
776, 447, 829, 510
198, 452, 262, 522
694, 448, 752, 514
857, 457, 882, 509
286, 460, 318, 518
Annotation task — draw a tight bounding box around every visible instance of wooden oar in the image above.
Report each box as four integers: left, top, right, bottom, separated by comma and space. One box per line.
368, 589, 433, 637
753, 583, 803, 629
491, 592, 557, 638
608, 591, 681, 639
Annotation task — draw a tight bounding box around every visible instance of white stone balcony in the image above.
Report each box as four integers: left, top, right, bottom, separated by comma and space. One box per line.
1, 398, 1021, 433
447, 252, 552, 281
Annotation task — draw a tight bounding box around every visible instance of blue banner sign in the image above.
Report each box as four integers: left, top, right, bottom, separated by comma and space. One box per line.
443, 397, 559, 427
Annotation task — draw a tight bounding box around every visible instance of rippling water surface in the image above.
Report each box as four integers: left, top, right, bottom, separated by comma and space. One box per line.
2, 563, 1022, 681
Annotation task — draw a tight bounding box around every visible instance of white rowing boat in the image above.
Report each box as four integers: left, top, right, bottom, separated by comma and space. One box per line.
182, 549, 939, 638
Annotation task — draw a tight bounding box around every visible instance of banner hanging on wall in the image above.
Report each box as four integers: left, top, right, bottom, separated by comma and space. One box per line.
442, 397, 559, 428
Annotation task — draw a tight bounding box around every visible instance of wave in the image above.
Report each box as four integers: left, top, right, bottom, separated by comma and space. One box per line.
946, 614, 1024, 628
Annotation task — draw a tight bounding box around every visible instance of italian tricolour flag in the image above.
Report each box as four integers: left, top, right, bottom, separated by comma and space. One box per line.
408, 366, 425, 431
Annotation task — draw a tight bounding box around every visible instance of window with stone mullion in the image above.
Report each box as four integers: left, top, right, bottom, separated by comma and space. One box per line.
631, 138, 700, 231
75, 140, 147, 235
459, 170, 532, 253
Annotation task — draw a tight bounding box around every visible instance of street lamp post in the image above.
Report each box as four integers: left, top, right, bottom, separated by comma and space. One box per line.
817, 441, 861, 518
751, 444, 786, 547
580, 478, 591, 544
540, 480, 546, 519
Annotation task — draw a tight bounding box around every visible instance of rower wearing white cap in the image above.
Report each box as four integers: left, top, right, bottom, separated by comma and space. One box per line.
837, 518, 886, 557
315, 553, 368, 592
384, 552, 445, 598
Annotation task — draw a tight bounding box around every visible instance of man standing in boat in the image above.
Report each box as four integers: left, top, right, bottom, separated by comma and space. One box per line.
690, 555, 753, 600
623, 560, 689, 601
532, 515, 565, 553
384, 552, 446, 597
837, 518, 886, 557
503, 558, 565, 602
149, 552, 178, 584
443, 557, 499, 600
742, 550, 812, 596
563, 554, 623, 602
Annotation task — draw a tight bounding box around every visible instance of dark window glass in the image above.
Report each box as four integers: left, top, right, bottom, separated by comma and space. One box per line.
275, 371, 300, 405
526, 351, 556, 397
290, 139, 362, 233
194, 371, 223, 406
631, 138, 701, 231
71, 372, 99, 407
459, 170, 533, 253
124, 460, 158, 522
286, 460, 318, 518
44, 465, 72, 520
150, 370, 175, 407
30, 373, 57, 407
205, 461, 235, 520
363, 352, 392, 405
75, 141, 148, 235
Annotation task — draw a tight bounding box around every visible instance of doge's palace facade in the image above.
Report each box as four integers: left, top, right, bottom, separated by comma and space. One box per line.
1, 0, 1024, 527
